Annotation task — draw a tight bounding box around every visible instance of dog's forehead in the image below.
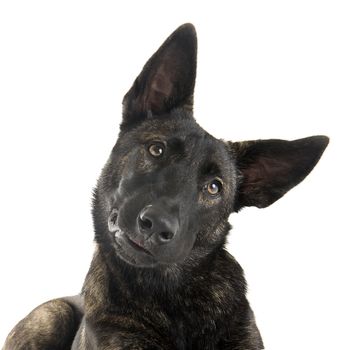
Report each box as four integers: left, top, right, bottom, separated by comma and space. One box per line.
132, 113, 201, 136
131, 114, 226, 154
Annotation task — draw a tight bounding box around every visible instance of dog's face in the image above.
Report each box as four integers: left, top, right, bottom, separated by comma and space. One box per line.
103, 115, 237, 267
93, 24, 328, 268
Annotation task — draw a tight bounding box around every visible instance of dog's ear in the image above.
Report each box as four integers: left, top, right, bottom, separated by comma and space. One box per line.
229, 136, 329, 211
121, 23, 197, 131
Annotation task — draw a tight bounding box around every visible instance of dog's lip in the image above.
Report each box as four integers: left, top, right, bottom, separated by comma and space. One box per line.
123, 234, 153, 256
108, 208, 119, 233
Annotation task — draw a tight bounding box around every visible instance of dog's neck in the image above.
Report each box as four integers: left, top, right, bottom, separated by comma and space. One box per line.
82, 241, 245, 320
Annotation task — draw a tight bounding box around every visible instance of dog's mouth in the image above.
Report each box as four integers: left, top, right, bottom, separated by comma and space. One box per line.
108, 209, 155, 264
108, 208, 119, 233
123, 234, 153, 256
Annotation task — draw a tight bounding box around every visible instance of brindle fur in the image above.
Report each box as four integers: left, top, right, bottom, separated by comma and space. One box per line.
3, 24, 328, 350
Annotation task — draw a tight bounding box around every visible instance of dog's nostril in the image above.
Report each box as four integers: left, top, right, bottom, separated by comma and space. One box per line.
158, 231, 174, 242
139, 216, 153, 230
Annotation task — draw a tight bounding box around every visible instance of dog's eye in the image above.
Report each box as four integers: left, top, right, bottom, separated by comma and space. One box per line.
148, 143, 164, 157
205, 179, 223, 196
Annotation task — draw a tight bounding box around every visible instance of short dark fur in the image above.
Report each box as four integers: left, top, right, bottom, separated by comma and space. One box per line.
3, 24, 328, 350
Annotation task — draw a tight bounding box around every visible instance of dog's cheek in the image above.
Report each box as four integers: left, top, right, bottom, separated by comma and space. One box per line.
195, 205, 230, 245
108, 151, 145, 204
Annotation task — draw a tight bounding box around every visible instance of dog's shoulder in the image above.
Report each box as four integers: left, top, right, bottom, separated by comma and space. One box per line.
3, 296, 83, 350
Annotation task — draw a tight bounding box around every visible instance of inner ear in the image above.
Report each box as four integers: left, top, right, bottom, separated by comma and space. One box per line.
146, 63, 173, 113
229, 136, 329, 211
121, 23, 197, 131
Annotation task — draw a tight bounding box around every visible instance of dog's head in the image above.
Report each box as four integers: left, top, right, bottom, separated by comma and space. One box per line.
93, 24, 328, 268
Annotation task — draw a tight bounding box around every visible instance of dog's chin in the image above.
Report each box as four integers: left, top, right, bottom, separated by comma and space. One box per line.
113, 233, 159, 267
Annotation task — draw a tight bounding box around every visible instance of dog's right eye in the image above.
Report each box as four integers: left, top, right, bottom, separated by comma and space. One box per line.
148, 143, 165, 157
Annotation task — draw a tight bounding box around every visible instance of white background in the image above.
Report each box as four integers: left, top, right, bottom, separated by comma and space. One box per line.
0, 1, 349, 349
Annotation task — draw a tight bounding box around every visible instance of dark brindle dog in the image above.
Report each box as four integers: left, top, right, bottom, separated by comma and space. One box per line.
3, 24, 328, 350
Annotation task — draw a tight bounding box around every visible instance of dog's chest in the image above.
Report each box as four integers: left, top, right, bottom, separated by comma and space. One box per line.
153, 297, 227, 349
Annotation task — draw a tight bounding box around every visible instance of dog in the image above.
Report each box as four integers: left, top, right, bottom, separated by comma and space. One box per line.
3, 23, 328, 350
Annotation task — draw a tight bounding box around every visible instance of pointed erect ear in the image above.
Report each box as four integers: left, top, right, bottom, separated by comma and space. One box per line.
229, 136, 329, 211
121, 23, 197, 131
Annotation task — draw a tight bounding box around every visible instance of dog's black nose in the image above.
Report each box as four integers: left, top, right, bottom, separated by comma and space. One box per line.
138, 205, 178, 244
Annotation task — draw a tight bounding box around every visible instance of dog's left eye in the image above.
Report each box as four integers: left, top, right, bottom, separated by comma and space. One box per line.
204, 178, 223, 196
148, 143, 165, 157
